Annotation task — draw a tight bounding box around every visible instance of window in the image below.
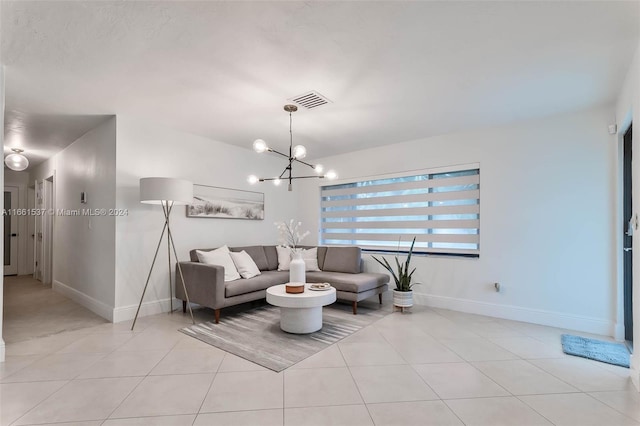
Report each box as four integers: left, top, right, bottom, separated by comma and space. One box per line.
320, 166, 480, 257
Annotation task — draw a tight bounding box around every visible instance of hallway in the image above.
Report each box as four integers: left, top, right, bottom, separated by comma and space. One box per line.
3, 275, 108, 343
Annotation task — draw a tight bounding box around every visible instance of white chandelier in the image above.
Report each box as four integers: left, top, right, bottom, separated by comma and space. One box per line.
248, 104, 337, 191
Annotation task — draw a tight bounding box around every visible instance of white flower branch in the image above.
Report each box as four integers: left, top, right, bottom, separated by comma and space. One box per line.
275, 219, 310, 251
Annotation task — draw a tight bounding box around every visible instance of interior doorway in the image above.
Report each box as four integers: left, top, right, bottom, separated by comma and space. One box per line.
33, 176, 54, 285
43, 177, 54, 285
27, 186, 35, 274
34, 180, 43, 281
4, 186, 19, 276
623, 124, 633, 346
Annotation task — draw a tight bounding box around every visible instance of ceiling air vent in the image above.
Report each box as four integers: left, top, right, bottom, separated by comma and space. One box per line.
289, 91, 332, 110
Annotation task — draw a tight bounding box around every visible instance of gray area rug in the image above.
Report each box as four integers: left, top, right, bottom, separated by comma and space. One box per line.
180, 301, 390, 372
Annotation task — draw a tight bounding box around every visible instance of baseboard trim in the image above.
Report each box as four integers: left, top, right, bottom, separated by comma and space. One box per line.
613, 322, 625, 342
112, 297, 182, 323
630, 354, 640, 391
53, 280, 114, 322
414, 293, 614, 336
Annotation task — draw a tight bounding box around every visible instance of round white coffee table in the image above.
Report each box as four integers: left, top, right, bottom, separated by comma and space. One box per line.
266, 284, 337, 334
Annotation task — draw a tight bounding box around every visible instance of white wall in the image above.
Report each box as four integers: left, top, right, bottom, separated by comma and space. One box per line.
616, 38, 640, 390
114, 116, 299, 321
4, 170, 31, 275
30, 117, 117, 320
297, 105, 617, 336
1, 65, 6, 362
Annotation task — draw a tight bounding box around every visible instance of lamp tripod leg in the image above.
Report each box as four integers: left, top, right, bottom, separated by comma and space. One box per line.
167, 226, 195, 324
131, 222, 168, 331
165, 207, 173, 313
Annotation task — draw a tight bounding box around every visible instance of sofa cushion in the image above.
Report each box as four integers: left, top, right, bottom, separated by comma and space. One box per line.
305, 271, 388, 293
190, 248, 207, 262
276, 246, 321, 271
264, 246, 278, 270
225, 271, 290, 297
317, 247, 328, 270
196, 246, 241, 282
296, 245, 327, 269
276, 245, 292, 271
302, 247, 320, 271
322, 247, 362, 274
193, 245, 322, 271
230, 245, 269, 271
229, 250, 261, 279
190, 247, 225, 262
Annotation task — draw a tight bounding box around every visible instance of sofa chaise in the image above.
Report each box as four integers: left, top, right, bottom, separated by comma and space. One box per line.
176, 245, 389, 323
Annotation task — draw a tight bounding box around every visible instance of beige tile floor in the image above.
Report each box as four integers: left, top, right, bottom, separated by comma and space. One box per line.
1, 292, 639, 425
3, 275, 108, 343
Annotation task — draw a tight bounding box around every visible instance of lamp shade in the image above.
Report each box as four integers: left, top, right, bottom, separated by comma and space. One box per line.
140, 177, 193, 205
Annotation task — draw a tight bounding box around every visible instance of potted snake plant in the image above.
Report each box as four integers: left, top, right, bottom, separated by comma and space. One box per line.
372, 237, 417, 311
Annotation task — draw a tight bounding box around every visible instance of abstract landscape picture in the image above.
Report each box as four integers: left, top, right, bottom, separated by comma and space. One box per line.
187, 185, 264, 220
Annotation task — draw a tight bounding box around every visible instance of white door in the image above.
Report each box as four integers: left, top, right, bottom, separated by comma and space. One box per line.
34, 180, 43, 281
26, 186, 35, 275
4, 186, 19, 275
42, 177, 54, 285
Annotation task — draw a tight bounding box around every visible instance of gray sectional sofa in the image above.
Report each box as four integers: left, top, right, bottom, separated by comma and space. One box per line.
176, 245, 389, 323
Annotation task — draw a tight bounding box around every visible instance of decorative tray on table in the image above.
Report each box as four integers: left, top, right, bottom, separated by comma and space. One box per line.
309, 283, 332, 291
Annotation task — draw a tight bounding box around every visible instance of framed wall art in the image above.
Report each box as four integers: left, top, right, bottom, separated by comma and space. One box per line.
187, 184, 264, 220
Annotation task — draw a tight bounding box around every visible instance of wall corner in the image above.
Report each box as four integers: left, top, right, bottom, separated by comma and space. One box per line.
630, 354, 640, 392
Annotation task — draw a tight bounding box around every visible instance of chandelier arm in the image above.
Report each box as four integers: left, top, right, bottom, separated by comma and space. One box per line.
291, 158, 317, 169
290, 175, 326, 180
262, 175, 325, 180
260, 177, 291, 181
254, 163, 292, 182
266, 148, 289, 159
279, 163, 291, 179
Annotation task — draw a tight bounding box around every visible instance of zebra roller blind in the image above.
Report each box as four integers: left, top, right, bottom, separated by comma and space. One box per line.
320, 167, 480, 256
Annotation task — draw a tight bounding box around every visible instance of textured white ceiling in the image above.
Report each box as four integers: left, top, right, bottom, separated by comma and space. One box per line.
1, 1, 639, 161
3, 112, 112, 169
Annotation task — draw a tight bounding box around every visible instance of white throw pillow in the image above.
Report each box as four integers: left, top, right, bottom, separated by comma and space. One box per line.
196, 246, 241, 282
302, 247, 320, 271
229, 250, 261, 279
276, 245, 291, 271
276, 246, 320, 272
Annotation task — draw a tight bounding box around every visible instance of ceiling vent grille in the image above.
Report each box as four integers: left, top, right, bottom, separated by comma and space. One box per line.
289, 91, 332, 110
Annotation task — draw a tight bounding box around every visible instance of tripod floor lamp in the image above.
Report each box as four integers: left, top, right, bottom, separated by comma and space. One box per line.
131, 177, 195, 330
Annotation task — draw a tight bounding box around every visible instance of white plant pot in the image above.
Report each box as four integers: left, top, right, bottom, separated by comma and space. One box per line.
393, 289, 413, 310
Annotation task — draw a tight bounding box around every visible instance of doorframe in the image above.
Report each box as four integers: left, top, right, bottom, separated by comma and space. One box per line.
617, 112, 634, 342
26, 185, 35, 276
3, 179, 31, 277
34, 179, 43, 281
33, 174, 55, 285
42, 175, 54, 286
3, 186, 19, 276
